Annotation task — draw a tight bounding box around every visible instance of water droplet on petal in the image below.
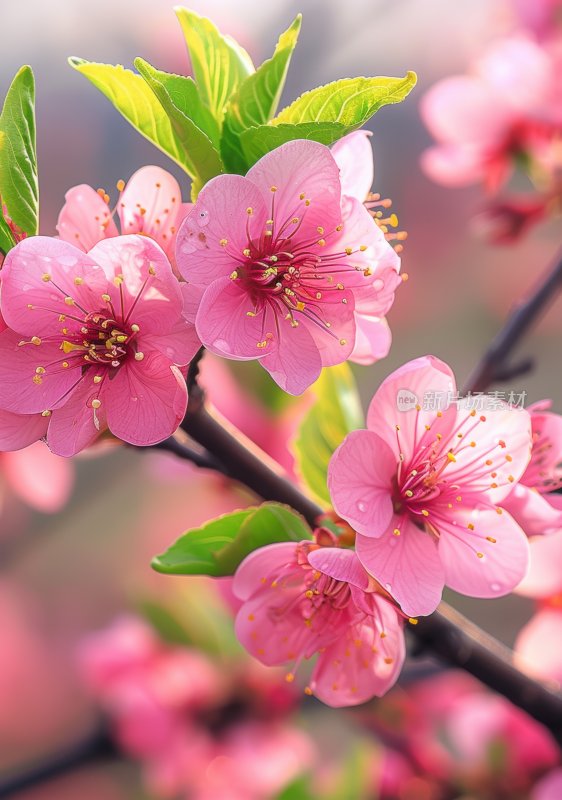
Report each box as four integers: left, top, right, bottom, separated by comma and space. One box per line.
384, 583, 392, 593
357, 501, 366, 512
490, 582, 502, 592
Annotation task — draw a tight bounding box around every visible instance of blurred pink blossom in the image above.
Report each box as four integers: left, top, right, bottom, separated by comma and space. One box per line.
1, 441, 73, 513
328, 356, 531, 616
421, 35, 562, 190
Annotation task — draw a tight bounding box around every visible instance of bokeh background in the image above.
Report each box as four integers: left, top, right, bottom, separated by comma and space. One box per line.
1, 0, 561, 796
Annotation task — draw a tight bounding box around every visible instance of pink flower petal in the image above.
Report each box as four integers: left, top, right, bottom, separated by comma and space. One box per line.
1, 237, 108, 337
516, 607, 562, 684
118, 166, 185, 256
175, 175, 268, 287
246, 140, 342, 243
504, 483, 562, 539
0, 409, 48, 451
3, 441, 73, 512
306, 547, 370, 590
516, 516, 562, 598
351, 316, 392, 365
0, 329, 82, 414
195, 276, 275, 360
436, 504, 529, 598
104, 354, 187, 446
232, 542, 298, 601
259, 320, 322, 395
420, 144, 489, 187
303, 288, 356, 367
328, 430, 395, 538
47, 376, 107, 457
331, 131, 374, 201
356, 517, 445, 617
366, 355, 457, 463
88, 235, 184, 336
420, 76, 511, 147
443, 400, 532, 504
57, 184, 118, 251
312, 613, 404, 706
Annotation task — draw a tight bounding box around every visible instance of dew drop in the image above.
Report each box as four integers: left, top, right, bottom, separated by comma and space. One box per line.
490, 582, 502, 592
384, 583, 392, 593
357, 501, 366, 513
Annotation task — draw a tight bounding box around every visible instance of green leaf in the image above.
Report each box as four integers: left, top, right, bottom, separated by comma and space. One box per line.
221, 15, 302, 172
294, 364, 364, 505
134, 58, 224, 196
69, 58, 220, 189
241, 121, 347, 167
0, 66, 38, 236
152, 502, 312, 577
135, 58, 221, 149
274, 72, 417, 127
0, 211, 16, 255
276, 775, 316, 800
174, 6, 254, 125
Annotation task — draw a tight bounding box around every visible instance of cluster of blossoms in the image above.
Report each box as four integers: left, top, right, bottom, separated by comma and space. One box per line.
0, 135, 401, 455
79, 615, 315, 800
421, 12, 562, 241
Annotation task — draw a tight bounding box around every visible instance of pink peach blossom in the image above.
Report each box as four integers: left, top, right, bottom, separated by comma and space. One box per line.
331, 131, 403, 364
2, 441, 73, 513
516, 602, 562, 683
328, 356, 532, 616
504, 400, 562, 540
233, 540, 405, 707
57, 165, 191, 264
0, 235, 200, 456
421, 35, 562, 190
516, 527, 562, 598
175, 140, 401, 394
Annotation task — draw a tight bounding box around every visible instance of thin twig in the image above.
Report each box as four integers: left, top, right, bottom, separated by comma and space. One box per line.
463, 247, 562, 393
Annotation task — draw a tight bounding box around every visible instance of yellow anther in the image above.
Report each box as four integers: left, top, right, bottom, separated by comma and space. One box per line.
62, 361, 69, 368
476, 552, 484, 559
74, 276, 83, 285
447, 449, 457, 461
316, 226, 324, 234
299, 192, 305, 200
291, 217, 299, 224
335, 224, 343, 231
114, 275, 124, 286
393, 528, 401, 536
405, 489, 413, 498
270, 186, 277, 193
31, 336, 41, 346
91, 399, 101, 409
384, 657, 394, 665
32, 375, 42, 385
305, 199, 311, 206
41, 273, 51, 282
304, 686, 313, 696
345, 247, 353, 256
131, 324, 140, 333
408, 617, 418, 625
467, 523, 475, 530
41, 410, 51, 417
93, 375, 102, 384
339, 339, 347, 346
496, 507, 503, 515
229, 271, 239, 280
317, 238, 326, 247
243, 248, 251, 257
64, 297, 75, 306
101, 294, 111, 302
35, 366, 46, 374
135, 352, 145, 361
148, 265, 156, 276
486, 536, 497, 543
421, 509, 429, 517
296, 301, 306, 312
359, 245, 367, 252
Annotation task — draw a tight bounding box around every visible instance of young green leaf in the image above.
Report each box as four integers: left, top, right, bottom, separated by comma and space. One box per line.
293, 364, 364, 505
134, 58, 221, 148
0, 66, 39, 237
241, 121, 347, 166
69, 58, 221, 190
174, 7, 254, 125
221, 14, 302, 172
134, 58, 224, 196
152, 503, 312, 577
274, 72, 417, 127
0, 212, 16, 255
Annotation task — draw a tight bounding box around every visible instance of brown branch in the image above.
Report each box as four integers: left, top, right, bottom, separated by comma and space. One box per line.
182, 396, 562, 747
